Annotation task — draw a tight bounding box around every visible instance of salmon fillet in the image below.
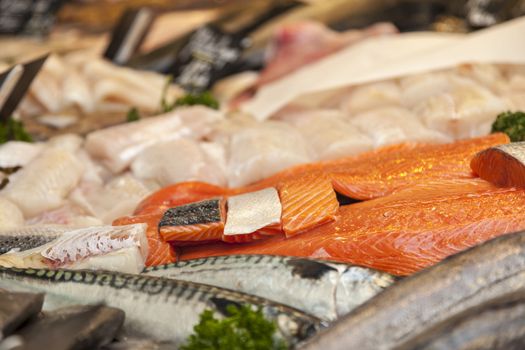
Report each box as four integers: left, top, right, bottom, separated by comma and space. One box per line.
179, 179, 525, 276
278, 172, 339, 237
471, 142, 525, 189
116, 134, 510, 266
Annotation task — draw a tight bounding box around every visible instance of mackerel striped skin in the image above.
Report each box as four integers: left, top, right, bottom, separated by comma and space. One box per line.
0, 267, 322, 346
144, 255, 396, 321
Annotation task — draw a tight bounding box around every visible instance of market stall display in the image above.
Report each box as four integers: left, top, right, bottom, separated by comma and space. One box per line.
1, 1, 525, 349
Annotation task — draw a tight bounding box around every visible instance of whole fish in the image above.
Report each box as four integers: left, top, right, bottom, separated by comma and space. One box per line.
300, 230, 525, 350
5, 304, 124, 350
143, 255, 396, 321
0, 226, 70, 255
0, 291, 44, 338
0, 267, 323, 347
397, 289, 525, 350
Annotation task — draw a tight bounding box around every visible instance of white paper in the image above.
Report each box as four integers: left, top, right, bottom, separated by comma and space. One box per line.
243, 16, 525, 121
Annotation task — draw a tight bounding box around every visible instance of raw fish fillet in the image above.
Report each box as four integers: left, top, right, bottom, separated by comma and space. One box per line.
131, 138, 226, 187
0, 197, 24, 229
159, 198, 225, 243
340, 81, 401, 114
2, 148, 83, 218
227, 122, 312, 187
0, 224, 148, 274
122, 134, 509, 266
413, 76, 507, 139
471, 142, 525, 188
85, 106, 222, 173
0, 142, 43, 168
288, 110, 373, 160
180, 179, 525, 276
279, 173, 338, 237
349, 106, 451, 147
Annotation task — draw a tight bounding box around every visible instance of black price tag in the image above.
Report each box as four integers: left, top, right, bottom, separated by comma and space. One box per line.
0, 0, 63, 36
171, 25, 248, 93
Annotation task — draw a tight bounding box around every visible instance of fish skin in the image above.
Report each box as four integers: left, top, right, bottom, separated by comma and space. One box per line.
0, 267, 323, 346
9, 304, 124, 350
0, 226, 72, 255
143, 254, 395, 321
179, 179, 525, 276
159, 198, 225, 243
395, 289, 525, 350
471, 142, 525, 189
0, 291, 44, 338
223, 188, 282, 241
299, 230, 525, 350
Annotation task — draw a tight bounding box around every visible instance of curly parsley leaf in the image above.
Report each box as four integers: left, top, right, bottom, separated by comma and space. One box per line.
0, 117, 33, 144
492, 111, 525, 142
181, 305, 287, 350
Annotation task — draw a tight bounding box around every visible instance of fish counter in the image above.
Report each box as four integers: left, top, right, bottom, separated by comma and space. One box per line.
2, 6, 525, 349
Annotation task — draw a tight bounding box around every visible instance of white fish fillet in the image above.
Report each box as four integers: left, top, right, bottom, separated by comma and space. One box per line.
2, 148, 84, 217
289, 110, 373, 160
26, 203, 103, 227
70, 174, 151, 224
85, 106, 222, 173
349, 106, 452, 147
131, 138, 227, 187
400, 71, 455, 107
224, 188, 281, 236
83, 59, 182, 113
0, 197, 24, 229
46, 133, 84, 153
227, 122, 312, 187
0, 141, 43, 168
0, 224, 148, 274
414, 76, 508, 139
340, 81, 401, 114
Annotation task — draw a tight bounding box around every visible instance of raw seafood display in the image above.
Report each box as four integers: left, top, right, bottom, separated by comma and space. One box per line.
0, 267, 322, 346
301, 230, 525, 350
2, 11, 525, 349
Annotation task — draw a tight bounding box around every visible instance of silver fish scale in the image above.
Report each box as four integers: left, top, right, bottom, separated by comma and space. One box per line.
495, 143, 525, 164
144, 255, 396, 321
0, 267, 322, 346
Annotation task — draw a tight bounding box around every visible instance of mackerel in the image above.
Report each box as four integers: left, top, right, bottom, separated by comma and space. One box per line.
301, 230, 525, 350
0, 267, 322, 346
144, 255, 395, 321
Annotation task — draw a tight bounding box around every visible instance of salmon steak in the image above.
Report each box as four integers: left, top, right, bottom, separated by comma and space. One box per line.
114, 134, 512, 267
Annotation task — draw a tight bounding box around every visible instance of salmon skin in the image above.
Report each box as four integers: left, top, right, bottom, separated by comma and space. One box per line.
159, 198, 225, 243
300, 230, 525, 350
471, 141, 525, 188
116, 134, 510, 266
180, 179, 525, 276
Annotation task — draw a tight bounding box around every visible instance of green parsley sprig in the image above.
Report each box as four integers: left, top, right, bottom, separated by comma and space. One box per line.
181, 305, 287, 350
492, 111, 525, 142
0, 117, 33, 144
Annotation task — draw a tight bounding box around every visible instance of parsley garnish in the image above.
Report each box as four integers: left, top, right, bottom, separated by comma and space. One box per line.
181, 305, 287, 350
126, 107, 141, 122
492, 111, 525, 142
0, 117, 33, 144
